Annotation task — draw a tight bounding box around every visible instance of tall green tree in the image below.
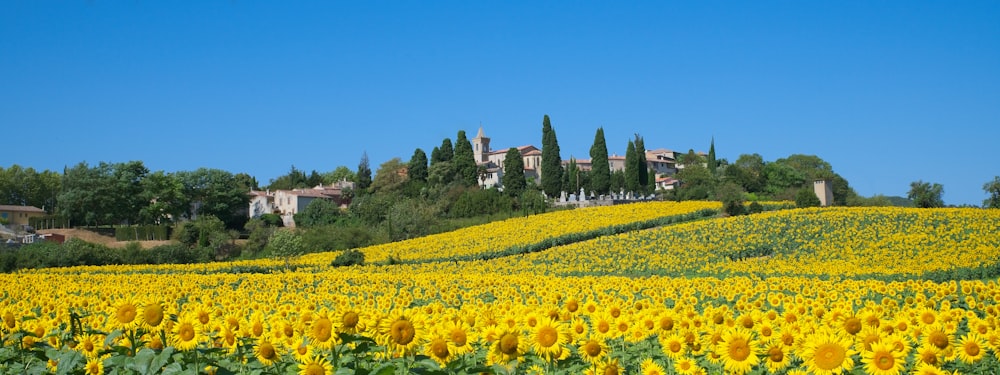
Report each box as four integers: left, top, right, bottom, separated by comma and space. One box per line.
984, 176, 1000, 209
371, 158, 408, 193
624, 140, 639, 194
58, 162, 117, 226
566, 158, 580, 193
725, 154, 766, 193
610, 169, 625, 194
175, 168, 250, 229
112, 160, 149, 224
908, 180, 944, 208
502, 148, 526, 197
708, 138, 718, 174
634, 134, 649, 194
589, 128, 611, 195
452, 130, 478, 186
356, 152, 372, 192
435, 138, 454, 164
408, 148, 429, 183
540, 115, 564, 197
0, 165, 61, 212
139, 171, 186, 225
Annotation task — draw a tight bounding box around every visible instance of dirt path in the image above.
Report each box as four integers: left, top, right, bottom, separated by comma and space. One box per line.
38, 229, 173, 249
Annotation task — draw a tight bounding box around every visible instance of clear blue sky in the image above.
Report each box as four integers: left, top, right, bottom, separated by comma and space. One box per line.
2, 1, 998, 205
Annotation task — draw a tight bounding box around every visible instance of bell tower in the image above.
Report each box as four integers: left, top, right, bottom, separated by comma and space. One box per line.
472, 125, 491, 163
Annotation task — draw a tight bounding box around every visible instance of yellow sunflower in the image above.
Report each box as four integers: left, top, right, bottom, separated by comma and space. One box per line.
84, 356, 104, 375
297, 354, 332, 375
529, 316, 569, 361
171, 314, 203, 351
659, 331, 687, 359
801, 330, 857, 375
861, 341, 905, 375
577, 338, 608, 365
488, 328, 527, 365
379, 310, 424, 356
914, 343, 942, 367
254, 336, 282, 366
640, 358, 666, 375
424, 335, 455, 367
763, 339, 792, 373
956, 331, 987, 364
584, 357, 621, 375
309, 310, 339, 350
673, 356, 703, 375
291, 336, 313, 363
109, 298, 140, 331
75, 334, 104, 358
441, 320, 475, 356
140, 300, 167, 332
717, 327, 760, 375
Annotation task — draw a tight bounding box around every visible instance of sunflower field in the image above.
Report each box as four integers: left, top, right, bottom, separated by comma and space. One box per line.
3, 203, 1000, 375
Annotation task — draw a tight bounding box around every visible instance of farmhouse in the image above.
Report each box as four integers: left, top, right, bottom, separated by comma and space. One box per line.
0, 205, 46, 228
248, 180, 354, 227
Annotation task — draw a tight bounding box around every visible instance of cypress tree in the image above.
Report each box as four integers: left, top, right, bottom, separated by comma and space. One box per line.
356, 151, 372, 192
589, 127, 611, 195
635, 134, 649, 194
438, 138, 454, 163
408, 148, 428, 182
430, 146, 441, 166
452, 130, 478, 186
540, 115, 563, 197
502, 147, 526, 197
708, 137, 718, 174
567, 158, 580, 193
624, 140, 639, 194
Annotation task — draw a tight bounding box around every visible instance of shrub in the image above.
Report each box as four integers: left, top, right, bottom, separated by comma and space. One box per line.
331, 249, 365, 267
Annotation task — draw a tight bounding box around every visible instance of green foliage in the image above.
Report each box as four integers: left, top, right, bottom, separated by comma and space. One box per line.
265, 229, 303, 262
259, 213, 283, 227
452, 130, 479, 186
634, 134, 650, 194
0, 238, 213, 272
266, 165, 310, 190
676, 160, 714, 201
707, 137, 718, 174
243, 218, 273, 256
519, 190, 548, 216
294, 198, 344, 228
114, 225, 171, 241
408, 148, 429, 183
0, 164, 61, 212
173, 215, 225, 247
386, 198, 440, 241
331, 248, 365, 267
370, 157, 408, 193
540, 115, 563, 198
795, 188, 822, 208
356, 152, 373, 192
983, 176, 1000, 208
174, 168, 250, 229
726, 154, 766, 193
747, 201, 764, 214
448, 188, 514, 219
434, 138, 454, 164
349, 192, 398, 226
322, 165, 356, 185
589, 127, 611, 195
300, 221, 380, 253
610, 169, 625, 193
502, 147, 526, 197
715, 182, 746, 216
908, 180, 945, 208
624, 140, 639, 194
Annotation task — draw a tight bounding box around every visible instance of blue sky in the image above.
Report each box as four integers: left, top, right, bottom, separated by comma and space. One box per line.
2, 1, 998, 205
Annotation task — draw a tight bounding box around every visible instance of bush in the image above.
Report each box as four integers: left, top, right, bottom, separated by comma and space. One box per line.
795, 188, 822, 208
331, 249, 365, 267
747, 201, 764, 214
260, 213, 284, 227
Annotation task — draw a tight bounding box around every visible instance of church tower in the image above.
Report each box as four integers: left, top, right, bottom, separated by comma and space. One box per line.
472, 126, 491, 163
